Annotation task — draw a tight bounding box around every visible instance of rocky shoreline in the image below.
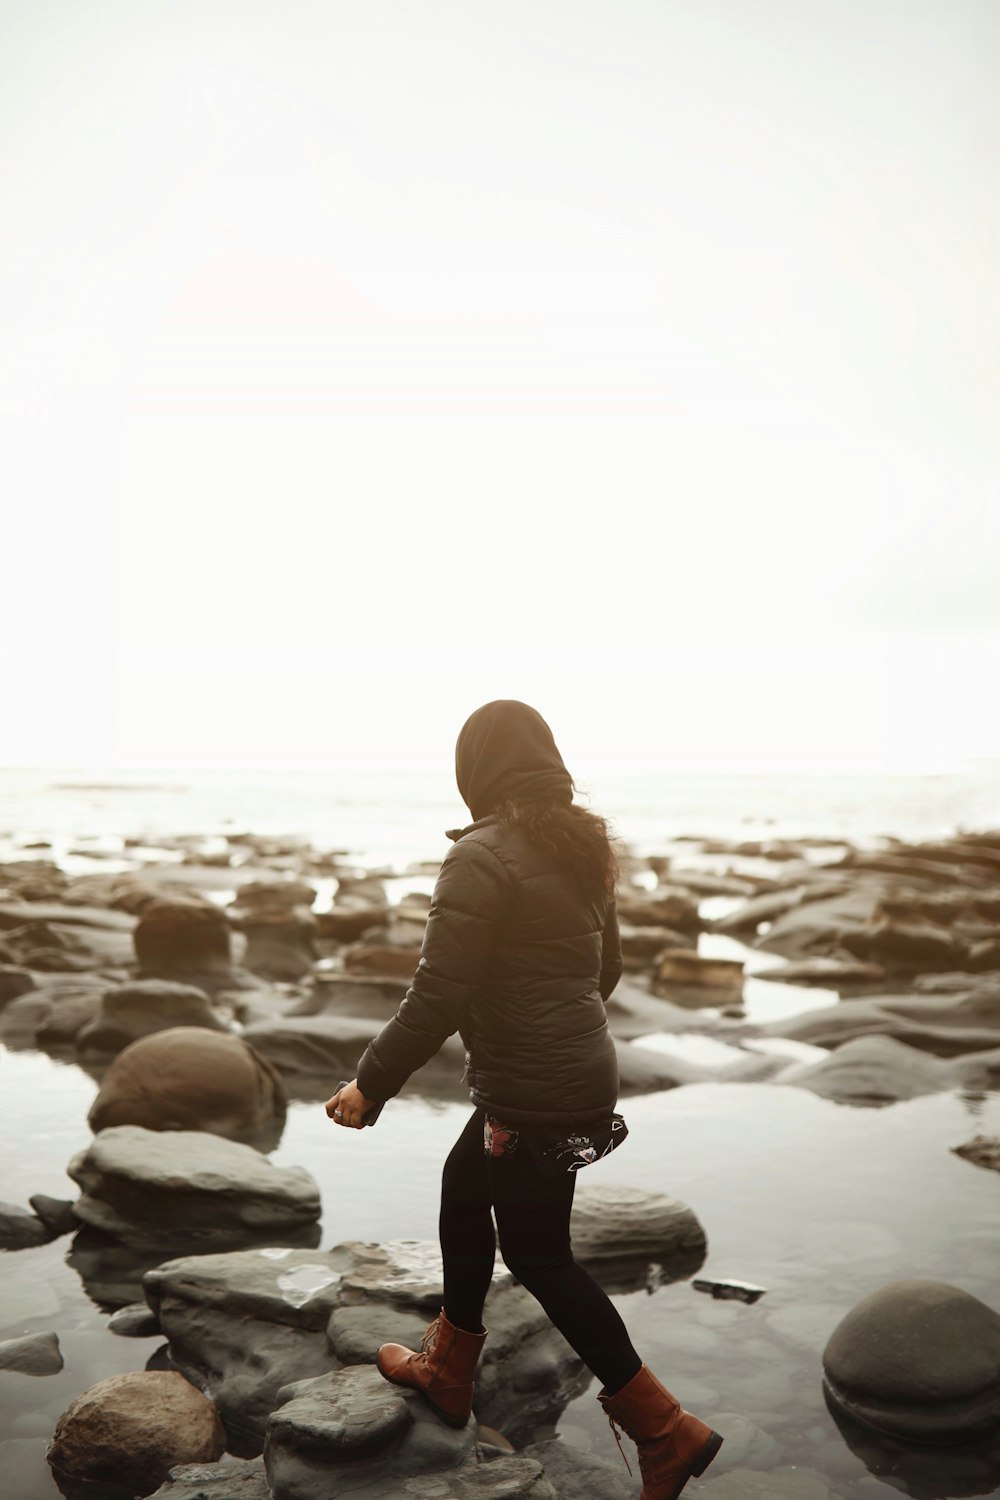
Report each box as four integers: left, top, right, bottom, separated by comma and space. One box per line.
2, 823, 1000, 1498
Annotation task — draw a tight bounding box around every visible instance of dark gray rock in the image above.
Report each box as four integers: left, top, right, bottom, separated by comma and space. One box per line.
570, 1183, 707, 1277
0, 1331, 63, 1375
240, 1015, 382, 1074
775, 1035, 954, 1105
823, 1279, 1000, 1441
0, 1200, 49, 1248
614, 1040, 706, 1094
108, 1302, 162, 1338
135, 900, 233, 976
290, 974, 406, 1022
77, 980, 227, 1055
147, 1457, 271, 1499
523, 1436, 635, 1499
29, 1193, 78, 1235
68, 1126, 321, 1248
765, 980, 1000, 1056
952, 1135, 1000, 1173
691, 1468, 844, 1499
0, 965, 35, 1005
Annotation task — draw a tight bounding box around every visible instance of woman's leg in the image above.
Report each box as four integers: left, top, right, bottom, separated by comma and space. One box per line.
489, 1148, 643, 1395
438, 1106, 496, 1334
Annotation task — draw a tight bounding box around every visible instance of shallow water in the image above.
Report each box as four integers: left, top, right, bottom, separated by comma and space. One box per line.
4, 1048, 1000, 1498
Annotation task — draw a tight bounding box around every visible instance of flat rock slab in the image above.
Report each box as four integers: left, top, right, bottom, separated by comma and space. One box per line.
0, 1331, 63, 1376
148, 1457, 271, 1499
267, 1366, 412, 1461
0, 1200, 49, 1248
523, 1436, 635, 1499
823, 1279, 1000, 1441
108, 1302, 161, 1338
69, 1126, 320, 1247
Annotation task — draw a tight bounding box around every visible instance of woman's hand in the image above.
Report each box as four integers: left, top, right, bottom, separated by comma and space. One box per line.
325, 1078, 379, 1130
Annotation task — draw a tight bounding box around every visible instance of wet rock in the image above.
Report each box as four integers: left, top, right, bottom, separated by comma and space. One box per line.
264, 1365, 557, 1500
48, 1370, 225, 1496
0, 964, 35, 1005
950, 1046, 1000, 1091
237, 910, 318, 982
135, 900, 232, 977
602, 977, 706, 1040
708, 882, 850, 937
342, 944, 423, 979
316, 905, 391, 943
234, 881, 318, 911
241, 1014, 381, 1074
571, 1182, 706, 1277
0, 984, 103, 1047
0, 1331, 63, 1375
775, 1035, 954, 1105
841, 907, 966, 970
691, 1467, 845, 1499
0, 1200, 49, 1247
617, 891, 701, 936
615, 1039, 707, 1093
706, 1412, 781, 1469
291, 973, 406, 1021
108, 1302, 161, 1337
77, 981, 227, 1055
952, 1135, 1000, 1173
619, 923, 690, 965
748, 956, 887, 987
88, 1027, 287, 1146
147, 1457, 271, 1499
29, 1194, 78, 1235
754, 886, 885, 962
654, 949, 744, 998
823, 1279, 1000, 1441
693, 1278, 767, 1305
523, 1436, 634, 1498
69, 1126, 320, 1249
764, 980, 1000, 1056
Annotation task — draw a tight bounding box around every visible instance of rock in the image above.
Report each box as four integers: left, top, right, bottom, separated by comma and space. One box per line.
234, 881, 318, 911
316, 905, 391, 943
108, 1302, 162, 1337
654, 949, 744, 997
692, 1279, 766, 1305
823, 1279, 1000, 1440
570, 1183, 707, 1283
775, 1034, 954, 1104
0, 1331, 63, 1375
147, 1457, 271, 1499
135, 900, 232, 976
705, 1413, 781, 1469
88, 1027, 287, 1146
241, 1014, 381, 1074
146, 1240, 586, 1451
952, 1135, 1000, 1173
747, 957, 887, 986
841, 907, 966, 970
77, 980, 228, 1055
0, 1200, 49, 1247
29, 1193, 78, 1235
264, 1365, 557, 1500
951, 1046, 1000, 1091
48, 1370, 225, 1496
615, 1040, 706, 1094
0, 984, 105, 1047
0, 964, 35, 1005
617, 891, 701, 936
763, 980, 1000, 1057
523, 1436, 635, 1499
619, 923, 690, 965
291, 973, 406, 1021
342, 944, 423, 979
237, 910, 318, 982
754, 886, 885, 962
68, 1126, 321, 1249
690, 1467, 845, 1499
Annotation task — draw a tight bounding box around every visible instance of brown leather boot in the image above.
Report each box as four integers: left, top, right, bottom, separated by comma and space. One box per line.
376, 1307, 487, 1428
598, 1363, 723, 1500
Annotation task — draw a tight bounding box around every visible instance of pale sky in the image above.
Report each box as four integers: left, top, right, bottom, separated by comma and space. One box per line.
2, 0, 998, 775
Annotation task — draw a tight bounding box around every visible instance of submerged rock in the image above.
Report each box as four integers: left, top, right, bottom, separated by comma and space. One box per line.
523, 1436, 634, 1498
570, 1182, 707, 1285
0, 1331, 63, 1375
68, 1126, 320, 1249
775, 1035, 954, 1105
48, 1370, 225, 1497
88, 1027, 287, 1146
691, 1467, 845, 1499
823, 1279, 1000, 1441
952, 1135, 1000, 1173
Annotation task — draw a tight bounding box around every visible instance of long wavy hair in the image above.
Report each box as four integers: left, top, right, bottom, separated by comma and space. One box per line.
493, 792, 620, 901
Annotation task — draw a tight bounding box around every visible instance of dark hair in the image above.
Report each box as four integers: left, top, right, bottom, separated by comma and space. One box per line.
494, 792, 620, 900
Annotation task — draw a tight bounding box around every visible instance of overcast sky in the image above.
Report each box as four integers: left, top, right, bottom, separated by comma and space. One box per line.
2, 0, 998, 775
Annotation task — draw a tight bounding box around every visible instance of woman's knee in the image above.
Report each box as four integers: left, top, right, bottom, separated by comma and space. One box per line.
498, 1241, 574, 1286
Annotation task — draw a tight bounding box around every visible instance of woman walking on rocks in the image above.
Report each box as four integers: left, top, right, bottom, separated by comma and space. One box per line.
327, 699, 723, 1500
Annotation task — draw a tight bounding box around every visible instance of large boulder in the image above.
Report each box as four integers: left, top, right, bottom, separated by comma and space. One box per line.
236, 909, 318, 982
48, 1371, 224, 1497
570, 1182, 706, 1287
88, 1027, 287, 1146
823, 1279, 1000, 1441
135, 900, 232, 977
77, 981, 227, 1055
68, 1126, 321, 1249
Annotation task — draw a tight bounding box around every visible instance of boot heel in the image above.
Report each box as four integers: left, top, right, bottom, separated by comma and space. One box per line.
691, 1430, 724, 1476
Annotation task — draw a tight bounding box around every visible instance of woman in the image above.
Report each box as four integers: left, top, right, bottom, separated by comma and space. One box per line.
327, 700, 723, 1500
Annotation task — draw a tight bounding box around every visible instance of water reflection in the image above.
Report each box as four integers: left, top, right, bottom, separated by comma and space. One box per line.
824, 1389, 1000, 1499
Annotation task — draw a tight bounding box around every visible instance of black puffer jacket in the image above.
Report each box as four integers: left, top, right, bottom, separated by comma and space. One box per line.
355, 813, 623, 1127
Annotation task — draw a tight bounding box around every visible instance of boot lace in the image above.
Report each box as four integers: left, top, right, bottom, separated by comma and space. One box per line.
420, 1317, 440, 1355
605, 1413, 634, 1477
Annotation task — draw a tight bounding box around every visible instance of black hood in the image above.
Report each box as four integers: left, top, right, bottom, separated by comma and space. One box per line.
454, 700, 574, 821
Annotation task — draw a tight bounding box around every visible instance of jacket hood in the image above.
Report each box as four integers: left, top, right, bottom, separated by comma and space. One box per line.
453, 700, 574, 822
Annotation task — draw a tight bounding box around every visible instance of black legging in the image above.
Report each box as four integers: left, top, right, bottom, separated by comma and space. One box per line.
438, 1105, 643, 1396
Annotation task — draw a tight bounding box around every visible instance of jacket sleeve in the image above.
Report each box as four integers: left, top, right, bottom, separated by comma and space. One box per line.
355, 837, 512, 1102
599, 900, 623, 1002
